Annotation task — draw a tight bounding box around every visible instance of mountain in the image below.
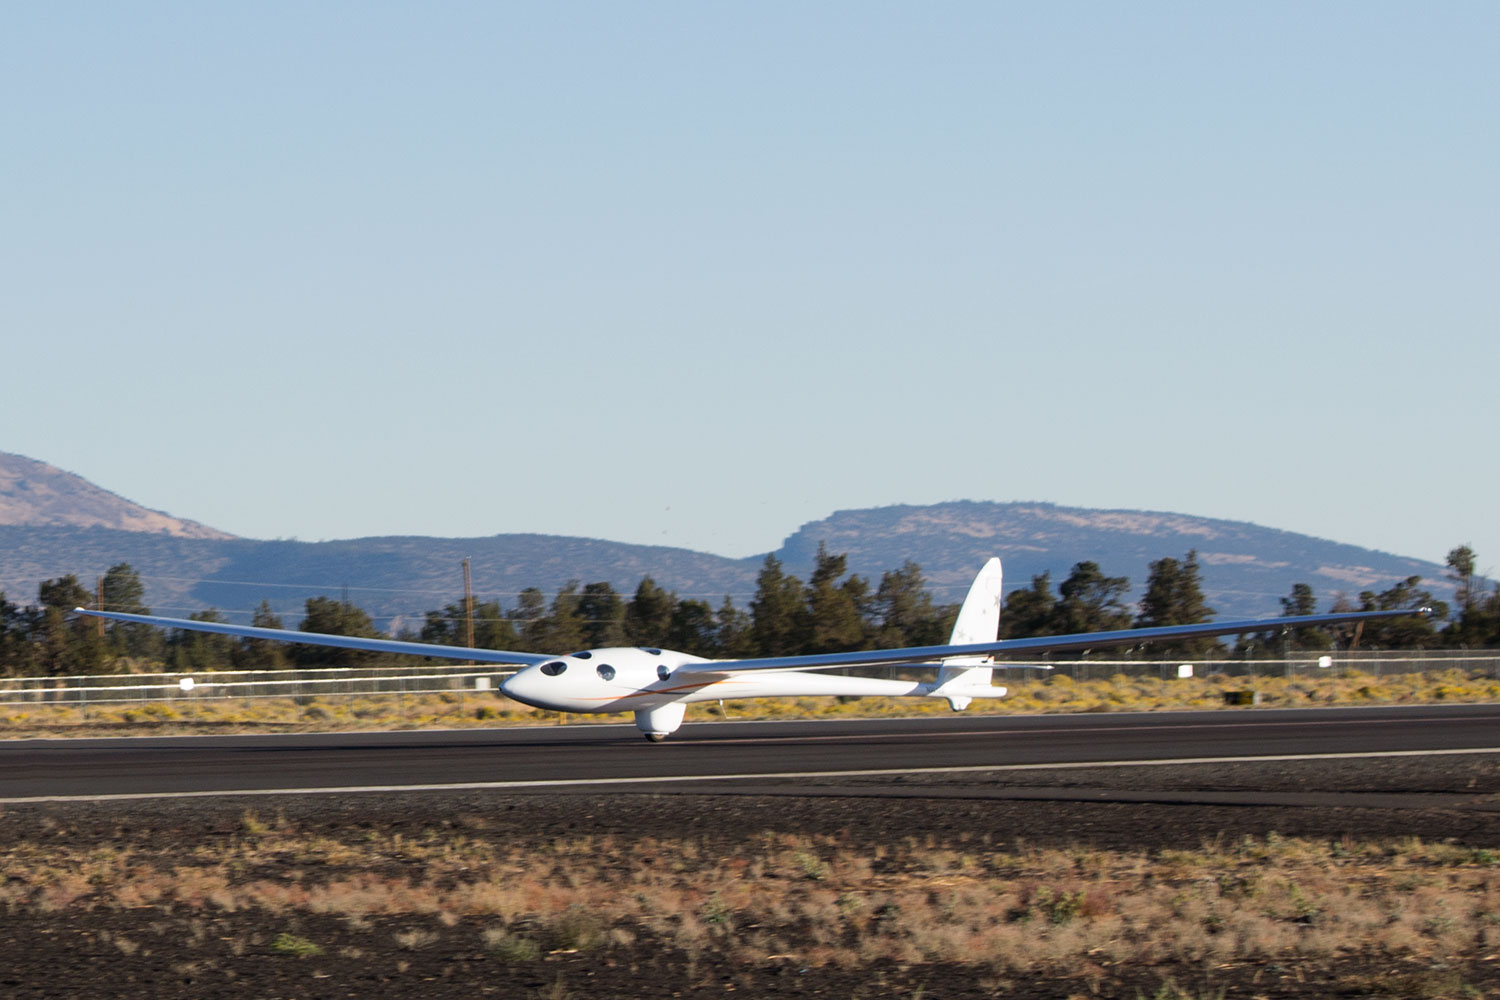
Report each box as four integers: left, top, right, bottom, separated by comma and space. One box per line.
0, 453, 232, 540
777, 502, 1447, 615
0, 452, 1451, 627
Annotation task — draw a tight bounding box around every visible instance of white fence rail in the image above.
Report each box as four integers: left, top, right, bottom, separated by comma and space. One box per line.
0, 663, 517, 708
1002, 650, 1500, 684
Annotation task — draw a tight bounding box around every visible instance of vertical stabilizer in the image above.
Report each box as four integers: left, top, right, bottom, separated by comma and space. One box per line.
935, 558, 1004, 709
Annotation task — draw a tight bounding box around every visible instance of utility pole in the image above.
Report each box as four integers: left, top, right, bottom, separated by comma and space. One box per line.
463, 557, 476, 661
95, 576, 105, 638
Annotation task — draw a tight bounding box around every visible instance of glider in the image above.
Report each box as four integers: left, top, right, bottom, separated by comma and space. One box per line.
76, 558, 1426, 740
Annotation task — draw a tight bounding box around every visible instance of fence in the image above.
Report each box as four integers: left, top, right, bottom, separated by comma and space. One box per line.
1, 651, 1496, 711
0, 663, 516, 710
996, 649, 1500, 686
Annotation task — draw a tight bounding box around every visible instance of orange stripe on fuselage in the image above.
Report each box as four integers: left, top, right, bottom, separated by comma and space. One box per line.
573, 678, 746, 703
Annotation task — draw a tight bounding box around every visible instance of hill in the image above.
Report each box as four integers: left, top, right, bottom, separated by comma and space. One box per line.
777, 501, 1447, 615
0, 453, 231, 540
0, 452, 1451, 627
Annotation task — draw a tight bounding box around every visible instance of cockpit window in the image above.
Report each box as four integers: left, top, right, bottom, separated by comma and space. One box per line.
639, 647, 662, 656
570, 651, 593, 659
596, 664, 616, 681
540, 661, 568, 676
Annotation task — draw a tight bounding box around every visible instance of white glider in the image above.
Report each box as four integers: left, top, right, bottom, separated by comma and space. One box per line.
76, 558, 1425, 740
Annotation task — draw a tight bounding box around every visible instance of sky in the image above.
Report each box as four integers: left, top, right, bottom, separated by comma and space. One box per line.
3, 2, 1496, 573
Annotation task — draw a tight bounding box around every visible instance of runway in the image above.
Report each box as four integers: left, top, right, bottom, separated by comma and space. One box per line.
4, 704, 1500, 802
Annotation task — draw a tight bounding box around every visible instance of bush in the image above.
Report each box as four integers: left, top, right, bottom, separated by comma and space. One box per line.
547, 905, 606, 951
271, 933, 322, 957
485, 931, 541, 962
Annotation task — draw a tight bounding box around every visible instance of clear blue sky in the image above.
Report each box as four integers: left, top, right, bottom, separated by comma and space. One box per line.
4, 3, 1496, 572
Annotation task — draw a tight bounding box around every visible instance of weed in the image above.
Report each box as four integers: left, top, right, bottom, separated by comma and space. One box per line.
1045, 888, 1087, 925
548, 905, 606, 951
270, 932, 322, 957
1286, 881, 1321, 923
793, 851, 829, 881
393, 928, 439, 950
485, 930, 542, 962
1008, 885, 1087, 925
1137, 979, 1226, 1000
703, 892, 731, 926
1216, 872, 1261, 898
1354, 968, 1475, 999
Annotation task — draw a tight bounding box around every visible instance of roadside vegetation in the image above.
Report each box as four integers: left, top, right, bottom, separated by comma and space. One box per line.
2, 812, 1497, 983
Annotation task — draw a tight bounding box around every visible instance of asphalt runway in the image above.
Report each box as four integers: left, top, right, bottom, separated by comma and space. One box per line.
3, 704, 1500, 803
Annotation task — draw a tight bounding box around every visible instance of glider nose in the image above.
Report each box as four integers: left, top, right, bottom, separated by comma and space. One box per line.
499, 668, 547, 710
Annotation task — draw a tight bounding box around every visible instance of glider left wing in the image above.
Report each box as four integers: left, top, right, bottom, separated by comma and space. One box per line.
74, 608, 554, 667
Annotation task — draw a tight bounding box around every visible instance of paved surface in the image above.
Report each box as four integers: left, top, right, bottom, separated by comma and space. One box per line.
4, 704, 1500, 801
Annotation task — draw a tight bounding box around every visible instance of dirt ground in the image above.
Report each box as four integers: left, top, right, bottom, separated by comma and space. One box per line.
3, 756, 1500, 998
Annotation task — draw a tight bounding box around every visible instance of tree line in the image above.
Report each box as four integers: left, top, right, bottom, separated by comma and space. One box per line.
0, 543, 1494, 677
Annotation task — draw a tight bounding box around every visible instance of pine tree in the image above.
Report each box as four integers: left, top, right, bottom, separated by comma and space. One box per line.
295, 596, 380, 667
1447, 546, 1479, 617
1054, 562, 1134, 636
872, 561, 946, 647
0, 592, 36, 676
510, 588, 547, 652
530, 582, 586, 653
1354, 577, 1446, 649
577, 582, 627, 648
667, 599, 719, 656
624, 577, 676, 647
100, 563, 160, 663
1001, 572, 1059, 639
36, 576, 105, 675
1135, 551, 1220, 658
1443, 546, 1499, 647
749, 556, 805, 656
168, 609, 236, 671
237, 600, 289, 668
714, 596, 752, 658
804, 543, 869, 653
1237, 582, 1330, 656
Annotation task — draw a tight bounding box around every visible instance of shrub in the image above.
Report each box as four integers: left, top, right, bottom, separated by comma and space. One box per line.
548, 905, 606, 951
271, 932, 322, 957
486, 931, 541, 962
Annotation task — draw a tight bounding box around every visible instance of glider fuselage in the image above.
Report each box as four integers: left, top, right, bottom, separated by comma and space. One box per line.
498, 646, 928, 713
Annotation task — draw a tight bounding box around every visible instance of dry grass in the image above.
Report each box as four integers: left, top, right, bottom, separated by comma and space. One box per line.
0, 665, 1496, 739
2, 817, 1498, 973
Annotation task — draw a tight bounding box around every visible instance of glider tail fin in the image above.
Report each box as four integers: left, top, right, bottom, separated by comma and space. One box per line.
934, 557, 1005, 709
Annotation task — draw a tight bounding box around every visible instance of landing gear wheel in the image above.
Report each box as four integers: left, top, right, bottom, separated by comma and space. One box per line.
644, 733, 667, 743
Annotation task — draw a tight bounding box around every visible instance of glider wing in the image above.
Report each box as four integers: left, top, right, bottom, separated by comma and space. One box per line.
73, 608, 552, 667
673, 607, 1429, 675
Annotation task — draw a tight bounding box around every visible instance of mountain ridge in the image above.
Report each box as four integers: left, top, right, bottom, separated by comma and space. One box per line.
0, 453, 233, 540
0, 451, 1451, 624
